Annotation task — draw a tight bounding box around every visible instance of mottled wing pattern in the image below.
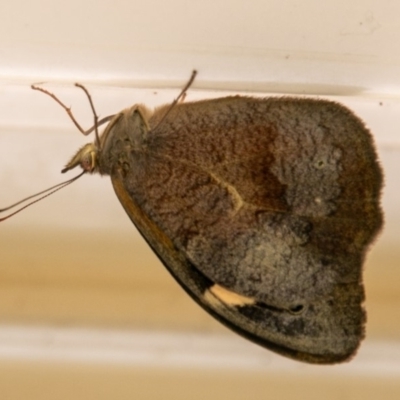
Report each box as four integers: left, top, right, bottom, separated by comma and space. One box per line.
108, 97, 382, 363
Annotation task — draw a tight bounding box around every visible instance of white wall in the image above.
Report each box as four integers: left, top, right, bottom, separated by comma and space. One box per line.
0, 1, 399, 399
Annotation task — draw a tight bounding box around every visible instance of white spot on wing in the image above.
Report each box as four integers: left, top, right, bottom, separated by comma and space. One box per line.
204, 284, 255, 308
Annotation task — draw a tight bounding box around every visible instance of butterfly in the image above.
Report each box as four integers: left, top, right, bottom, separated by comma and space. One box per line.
9, 71, 384, 363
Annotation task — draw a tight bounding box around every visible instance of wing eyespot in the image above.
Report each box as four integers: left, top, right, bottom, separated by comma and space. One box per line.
289, 304, 305, 314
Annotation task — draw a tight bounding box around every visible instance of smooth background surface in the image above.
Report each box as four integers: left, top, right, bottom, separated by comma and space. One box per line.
0, 1, 399, 399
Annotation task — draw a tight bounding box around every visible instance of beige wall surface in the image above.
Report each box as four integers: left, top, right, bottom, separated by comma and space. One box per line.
0, 1, 399, 399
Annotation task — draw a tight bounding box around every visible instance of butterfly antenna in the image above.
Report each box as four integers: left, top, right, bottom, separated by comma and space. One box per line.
0, 171, 85, 222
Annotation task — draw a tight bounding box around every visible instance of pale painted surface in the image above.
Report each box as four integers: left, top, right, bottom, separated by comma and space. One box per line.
0, 0, 399, 399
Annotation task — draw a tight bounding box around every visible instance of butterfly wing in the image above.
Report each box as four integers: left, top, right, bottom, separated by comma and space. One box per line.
109, 96, 383, 364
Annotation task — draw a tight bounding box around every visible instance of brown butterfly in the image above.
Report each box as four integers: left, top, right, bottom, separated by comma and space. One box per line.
4, 71, 384, 364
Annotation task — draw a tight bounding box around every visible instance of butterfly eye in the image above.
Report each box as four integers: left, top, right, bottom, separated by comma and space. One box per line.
80, 151, 95, 172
